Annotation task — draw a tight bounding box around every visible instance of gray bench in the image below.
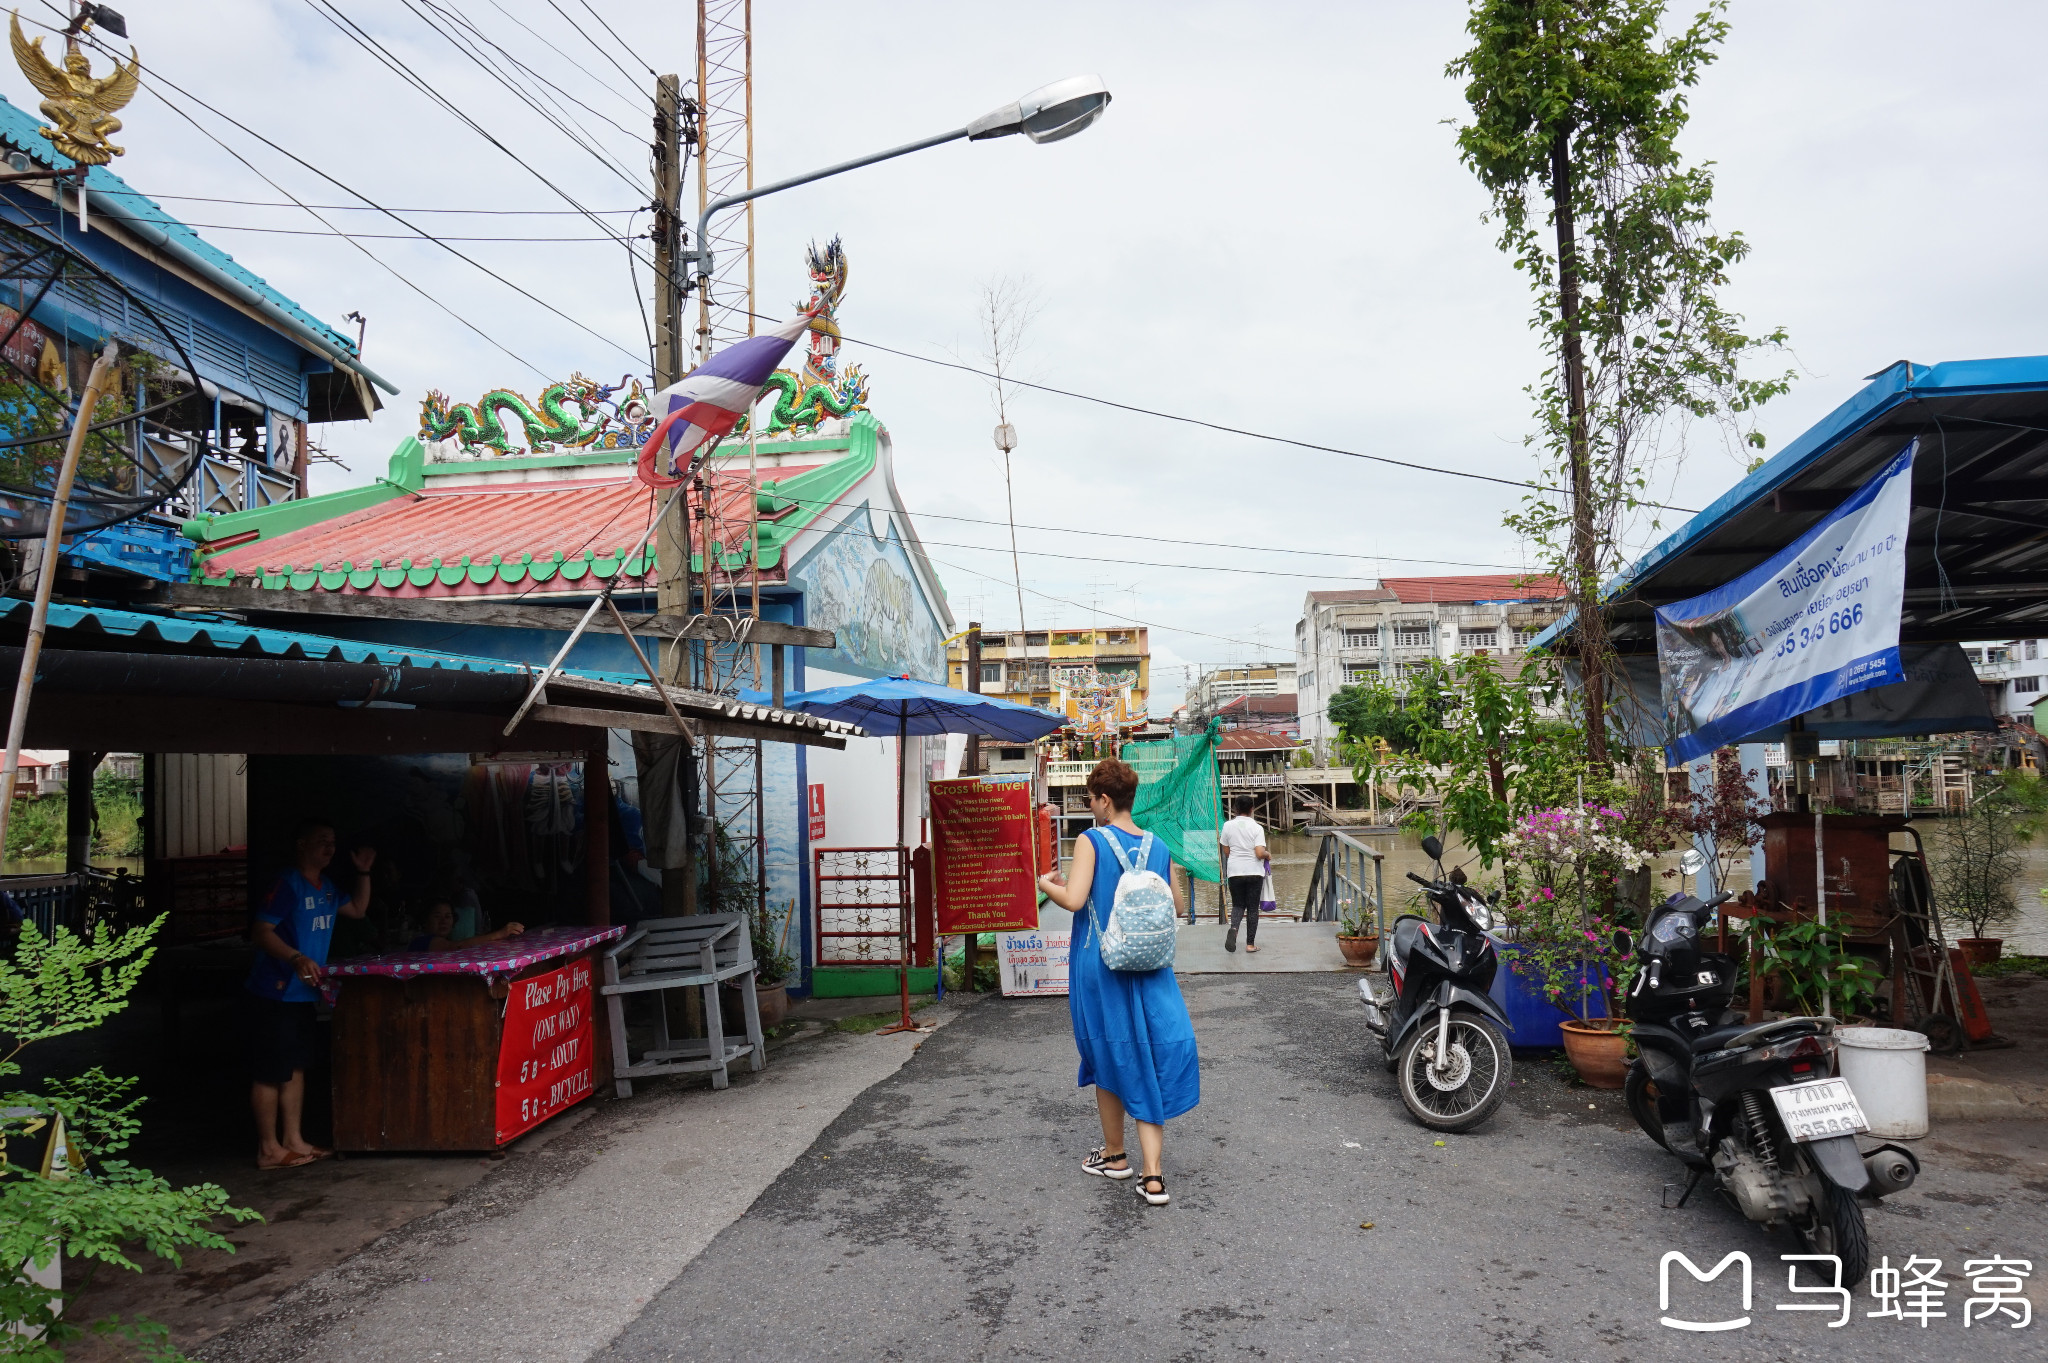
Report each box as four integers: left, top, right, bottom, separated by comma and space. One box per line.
600, 913, 766, 1096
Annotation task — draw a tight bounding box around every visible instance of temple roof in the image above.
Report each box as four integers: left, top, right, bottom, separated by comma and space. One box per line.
185, 419, 883, 597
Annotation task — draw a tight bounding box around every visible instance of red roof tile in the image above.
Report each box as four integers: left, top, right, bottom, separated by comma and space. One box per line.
1217, 695, 1298, 715
196, 465, 821, 597
1380, 573, 1566, 604
1217, 731, 1302, 750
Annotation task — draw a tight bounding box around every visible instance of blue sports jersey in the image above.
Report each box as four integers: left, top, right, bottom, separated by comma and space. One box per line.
246, 869, 344, 1002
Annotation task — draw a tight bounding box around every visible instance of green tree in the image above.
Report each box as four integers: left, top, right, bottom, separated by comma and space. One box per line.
1448, 0, 1790, 765
1930, 774, 2043, 941
1, 919, 257, 1358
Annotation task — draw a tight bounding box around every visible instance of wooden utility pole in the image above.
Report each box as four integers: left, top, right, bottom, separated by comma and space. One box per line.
651, 72, 697, 916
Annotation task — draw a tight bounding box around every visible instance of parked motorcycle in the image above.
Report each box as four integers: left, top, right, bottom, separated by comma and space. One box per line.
1621, 878, 1921, 1284
1357, 835, 1514, 1132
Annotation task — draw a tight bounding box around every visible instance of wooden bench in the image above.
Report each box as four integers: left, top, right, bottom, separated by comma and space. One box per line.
600, 913, 765, 1096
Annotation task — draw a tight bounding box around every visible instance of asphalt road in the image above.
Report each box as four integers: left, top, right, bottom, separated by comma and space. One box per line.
598, 974, 2046, 1363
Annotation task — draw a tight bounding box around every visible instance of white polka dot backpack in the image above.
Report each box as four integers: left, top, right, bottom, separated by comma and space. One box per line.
1090, 828, 1178, 973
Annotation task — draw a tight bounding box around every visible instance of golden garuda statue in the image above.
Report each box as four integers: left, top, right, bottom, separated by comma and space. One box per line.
9, 12, 139, 165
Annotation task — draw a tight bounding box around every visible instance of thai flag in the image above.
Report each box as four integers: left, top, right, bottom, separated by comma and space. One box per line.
636, 312, 813, 486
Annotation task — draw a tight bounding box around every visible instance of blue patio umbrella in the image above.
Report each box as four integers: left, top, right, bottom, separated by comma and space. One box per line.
783, 675, 1068, 1030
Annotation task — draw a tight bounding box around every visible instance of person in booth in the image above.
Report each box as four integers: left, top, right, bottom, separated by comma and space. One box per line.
244, 820, 373, 1170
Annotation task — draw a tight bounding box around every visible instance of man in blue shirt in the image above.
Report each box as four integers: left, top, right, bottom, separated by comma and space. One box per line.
245, 820, 374, 1169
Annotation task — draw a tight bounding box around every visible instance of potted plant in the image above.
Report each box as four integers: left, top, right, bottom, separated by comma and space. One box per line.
1759, 917, 1881, 1021
1499, 803, 1653, 1088
1930, 777, 2044, 967
748, 901, 796, 1026
1335, 897, 1379, 968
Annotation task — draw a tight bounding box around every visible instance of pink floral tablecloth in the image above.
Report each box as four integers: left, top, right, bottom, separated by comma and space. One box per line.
326, 925, 625, 986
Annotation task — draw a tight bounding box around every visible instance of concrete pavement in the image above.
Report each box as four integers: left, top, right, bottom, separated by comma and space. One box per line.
599, 975, 2045, 1363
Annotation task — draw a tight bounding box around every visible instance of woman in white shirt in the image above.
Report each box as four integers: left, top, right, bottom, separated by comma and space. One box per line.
1217, 796, 1269, 954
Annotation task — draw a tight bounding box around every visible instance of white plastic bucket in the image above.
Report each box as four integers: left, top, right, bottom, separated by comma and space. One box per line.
1836, 1026, 1931, 1139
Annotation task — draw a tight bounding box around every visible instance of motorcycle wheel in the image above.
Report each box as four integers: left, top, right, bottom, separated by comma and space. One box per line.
1798, 1179, 1870, 1286
1623, 1060, 1669, 1151
1395, 1012, 1510, 1133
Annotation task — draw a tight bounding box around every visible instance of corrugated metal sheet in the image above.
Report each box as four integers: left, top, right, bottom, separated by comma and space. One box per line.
151, 753, 246, 858
0, 597, 645, 685
1381, 574, 1566, 604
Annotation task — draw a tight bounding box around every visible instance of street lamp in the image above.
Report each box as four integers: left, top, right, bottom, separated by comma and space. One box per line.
683, 74, 1111, 339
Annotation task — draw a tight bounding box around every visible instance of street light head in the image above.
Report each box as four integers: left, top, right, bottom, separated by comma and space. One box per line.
966, 75, 1112, 144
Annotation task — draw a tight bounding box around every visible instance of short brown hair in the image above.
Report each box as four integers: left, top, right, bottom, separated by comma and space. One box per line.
1086, 758, 1140, 812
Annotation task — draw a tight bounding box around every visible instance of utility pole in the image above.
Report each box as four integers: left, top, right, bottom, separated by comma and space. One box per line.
961, 621, 983, 991
651, 71, 697, 915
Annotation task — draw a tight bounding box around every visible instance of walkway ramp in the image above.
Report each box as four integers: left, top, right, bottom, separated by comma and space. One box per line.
1173, 919, 1350, 974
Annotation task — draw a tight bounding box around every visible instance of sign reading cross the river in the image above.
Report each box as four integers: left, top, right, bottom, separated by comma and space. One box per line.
1655, 441, 1916, 763
930, 778, 1042, 934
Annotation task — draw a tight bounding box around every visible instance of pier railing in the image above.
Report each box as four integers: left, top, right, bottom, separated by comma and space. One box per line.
1300, 830, 1385, 937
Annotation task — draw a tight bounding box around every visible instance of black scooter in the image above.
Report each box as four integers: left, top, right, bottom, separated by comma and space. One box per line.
1622, 884, 1921, 1285
1357, 836, 1515, 1132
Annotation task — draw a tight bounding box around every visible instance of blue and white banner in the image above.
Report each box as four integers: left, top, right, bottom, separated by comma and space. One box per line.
1656, 441, 1916, 763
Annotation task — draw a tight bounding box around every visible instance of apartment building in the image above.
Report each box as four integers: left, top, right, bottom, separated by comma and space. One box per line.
1183, 662, 1297, 725
945, 625, 1150, 730
1964, 638, 2047, 722
1296, 575, 1570, 759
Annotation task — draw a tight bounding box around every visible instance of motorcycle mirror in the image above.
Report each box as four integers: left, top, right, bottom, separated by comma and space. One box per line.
1420, 835, 1444, 862
1614, 929, 1633, 956
1679, 848, 1707, 878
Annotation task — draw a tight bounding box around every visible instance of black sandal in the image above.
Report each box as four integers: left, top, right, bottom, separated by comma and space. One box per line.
1135, 1174, 1169, 1206
1083, 1147, 1132, 1180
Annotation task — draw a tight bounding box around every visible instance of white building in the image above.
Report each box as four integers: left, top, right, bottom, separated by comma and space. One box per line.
1296, 576, 1570, 760
1964, 638, 2046, 721
1183, 662, 1296, 724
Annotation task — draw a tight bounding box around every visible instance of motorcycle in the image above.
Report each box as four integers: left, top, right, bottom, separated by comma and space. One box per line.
1357, 835, 1515, 1132
1621, 868, 1920, 1284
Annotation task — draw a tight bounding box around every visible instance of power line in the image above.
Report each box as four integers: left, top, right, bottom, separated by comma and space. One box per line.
543, 0, 649, 91
71, 21, 648, 369
917, 550, 1270, 651
168, 221, 632, 242
482, 0, 650, 113
758, 489, 1535, 571
573, 0, 656, 77
416, 0, 643, 141
912, 535, 1526, 582
118, 192, 644, 215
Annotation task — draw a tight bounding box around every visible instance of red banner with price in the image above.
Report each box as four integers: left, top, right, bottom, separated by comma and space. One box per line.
494, 955, 596, 1145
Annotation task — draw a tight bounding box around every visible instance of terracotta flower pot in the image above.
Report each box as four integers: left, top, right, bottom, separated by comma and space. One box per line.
1336, 935, 1380, 968
1559, 1018, 1629, 1089
1956, 938, 2003, 970
756, 981, 790, 1026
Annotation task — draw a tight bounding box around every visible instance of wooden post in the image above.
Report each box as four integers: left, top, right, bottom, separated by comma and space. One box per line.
586, 738, 610, 926
961, 621, 982, 990
65, 751, 104, 874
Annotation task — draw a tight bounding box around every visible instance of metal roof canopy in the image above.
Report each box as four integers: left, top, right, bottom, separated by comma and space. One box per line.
1537, 355, 2048, 654
0, 598, 861, 754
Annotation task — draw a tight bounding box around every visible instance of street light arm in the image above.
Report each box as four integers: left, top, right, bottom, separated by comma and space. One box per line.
688, 125, 971, 289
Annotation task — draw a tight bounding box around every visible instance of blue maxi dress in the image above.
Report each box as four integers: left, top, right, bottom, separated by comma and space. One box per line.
1068, 825, 1201, 1124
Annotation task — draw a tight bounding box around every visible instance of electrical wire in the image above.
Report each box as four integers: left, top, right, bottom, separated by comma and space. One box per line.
543, 0, 650, 92
912, 535, 1529, 582
169, 221, 632, 242
572, 0, 656, 78
401, 0, 646, 183
483, 0, 650, 113
915, 549, 1270, 651
65, 19, 649, 369
753, 489, 1537, 571
417, 0, 643, 141
115, 192, 644, 214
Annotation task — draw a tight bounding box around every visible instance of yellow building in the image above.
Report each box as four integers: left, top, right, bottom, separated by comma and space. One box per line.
945, 626, 1151, 732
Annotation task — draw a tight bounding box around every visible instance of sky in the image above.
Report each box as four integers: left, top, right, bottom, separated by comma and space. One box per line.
30, 1, 2048, 713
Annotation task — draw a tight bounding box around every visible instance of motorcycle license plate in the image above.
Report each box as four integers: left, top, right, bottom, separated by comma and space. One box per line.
1769, 1077, 1869, 1143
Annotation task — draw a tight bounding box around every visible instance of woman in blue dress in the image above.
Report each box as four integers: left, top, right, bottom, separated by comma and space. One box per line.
1036, 758, 1200, 1206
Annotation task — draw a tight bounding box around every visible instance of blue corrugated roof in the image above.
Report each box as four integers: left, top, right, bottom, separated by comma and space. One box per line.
0, 93, 360, 358
1530, 353, 2048, 650
0, 596, 645, 685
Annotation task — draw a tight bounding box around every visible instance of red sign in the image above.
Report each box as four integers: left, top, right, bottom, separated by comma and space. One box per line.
930, 778, 1041, 934
494, 956, 595, 1145
808, 783, 826, 841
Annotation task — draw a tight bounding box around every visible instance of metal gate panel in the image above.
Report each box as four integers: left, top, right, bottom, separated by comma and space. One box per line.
812, 846, 907, 967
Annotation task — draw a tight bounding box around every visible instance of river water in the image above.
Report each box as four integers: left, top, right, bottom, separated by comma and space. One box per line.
1256, 825, 2048, 955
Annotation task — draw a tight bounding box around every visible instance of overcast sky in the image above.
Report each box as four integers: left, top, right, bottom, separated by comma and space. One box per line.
47, 1, 2048, 710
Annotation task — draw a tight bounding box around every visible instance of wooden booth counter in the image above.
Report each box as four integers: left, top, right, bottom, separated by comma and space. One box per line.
327, 925, 624, 1152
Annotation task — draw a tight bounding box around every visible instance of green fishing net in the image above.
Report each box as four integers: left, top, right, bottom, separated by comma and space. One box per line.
1123, 720, 1224, 882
